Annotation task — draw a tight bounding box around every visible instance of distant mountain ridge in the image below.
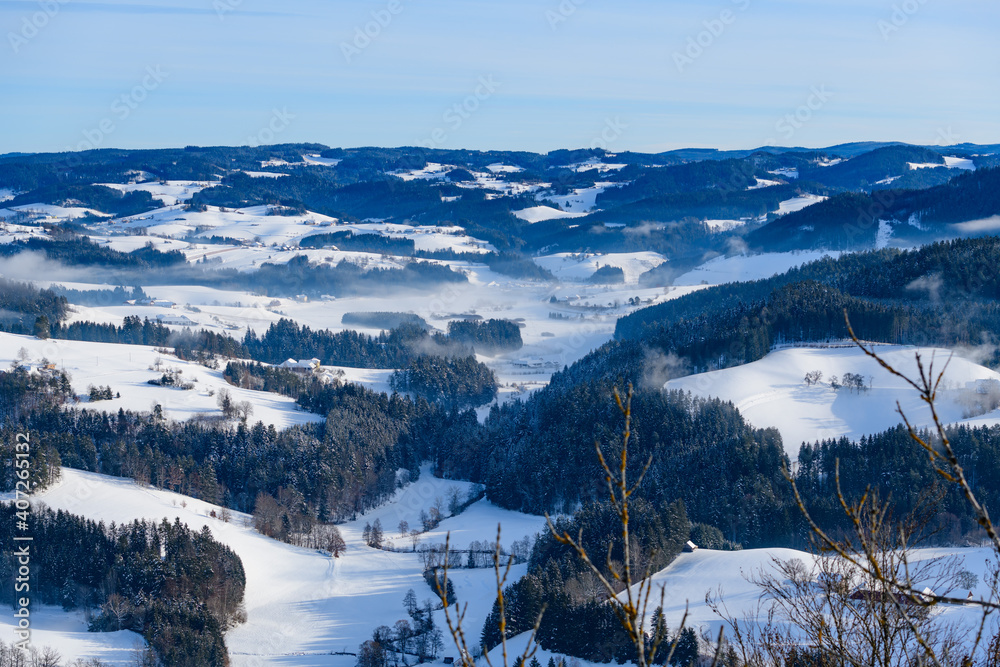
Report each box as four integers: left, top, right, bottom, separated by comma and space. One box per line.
1, 142, 997, 265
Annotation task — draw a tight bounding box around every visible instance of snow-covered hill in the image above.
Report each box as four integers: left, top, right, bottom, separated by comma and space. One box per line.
775, 193, 828, 215
666, 345, 1000, 457
99, 180, 213, 206
0, 332, 322, 429
512, 206, 588, 224
643, 543, 994, 642
0, 606, 143, 666
673, 250, 842, 286
8, 466, 546, 666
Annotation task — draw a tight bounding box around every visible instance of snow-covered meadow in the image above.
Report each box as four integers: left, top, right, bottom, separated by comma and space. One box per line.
4, 467, 546, 666
666, 344, 1000, 457
0, 332, 323, 428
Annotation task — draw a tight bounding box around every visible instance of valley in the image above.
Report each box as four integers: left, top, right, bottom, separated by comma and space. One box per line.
2, 143, 1000, 666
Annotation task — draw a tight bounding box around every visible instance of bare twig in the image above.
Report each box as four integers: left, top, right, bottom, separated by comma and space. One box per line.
437, 525, 544, 667
543, 385, 680, 667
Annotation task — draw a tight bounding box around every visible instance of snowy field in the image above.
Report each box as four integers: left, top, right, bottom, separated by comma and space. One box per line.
536, 183, 615, 213
11, 467, 545, 666
0, 332, 323, 429
908, 156, 976, 171
98, 180, 213, 206
558, 157, 627, 173
535, 251, 667, 284
103, 204, 339, 246
673, 250, 842, 286
0, 606, 144, 666
0, 220, 50, 243
390, 163, 454, 181
512, 205, 588, 224
703, 218, 752, 232
775, 194, 828, 215
303, 155, 342, 167
666, 345, 1000, 457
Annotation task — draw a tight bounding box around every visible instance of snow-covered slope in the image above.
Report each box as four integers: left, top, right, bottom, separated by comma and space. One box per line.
303, 155, 342, 167
537, 183, 615, 213
775, 194, 827, 215
643, 544, 994, 640
908, 156, 976, 171
666, 345, 1000, 457
17, 466, 544, 666
390, 163, 454, 181
496, 542, 995, 666
99, 180, 212, 206
107, 204, 339, 246
0, 607, 144, 666
673, 251, 841, 286
0, 332, 322, 429
513, 206, 588, 224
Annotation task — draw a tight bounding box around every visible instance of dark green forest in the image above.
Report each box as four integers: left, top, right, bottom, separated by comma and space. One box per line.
0, 505, 244, 666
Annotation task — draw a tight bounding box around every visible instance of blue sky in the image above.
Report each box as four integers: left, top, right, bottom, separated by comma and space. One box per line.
1, 0, 997, 154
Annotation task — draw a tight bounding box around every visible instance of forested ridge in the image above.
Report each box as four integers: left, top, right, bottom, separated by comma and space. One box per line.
440, 380, 793, 547
0, 505, 244, 666
795, 423, 1000, 543
614, 236, 1000, 374
0, 235, 186, 268
748, 166, 1000, 251
390, 355, 499, 412
0, 362, 468, 520
0, 277, 69, 330
0, 234, 469, 298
